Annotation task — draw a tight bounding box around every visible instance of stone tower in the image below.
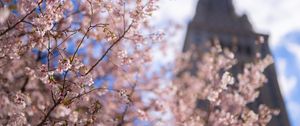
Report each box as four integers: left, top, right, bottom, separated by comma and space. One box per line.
183, 0, 290, 125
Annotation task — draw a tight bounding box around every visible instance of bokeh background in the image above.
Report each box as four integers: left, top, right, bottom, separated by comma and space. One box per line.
152, 0, 300, 125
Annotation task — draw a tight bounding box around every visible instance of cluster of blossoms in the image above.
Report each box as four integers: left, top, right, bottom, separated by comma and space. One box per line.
0, 0, 163, 125
0, 0, 279, 126
167, 42, 279, 125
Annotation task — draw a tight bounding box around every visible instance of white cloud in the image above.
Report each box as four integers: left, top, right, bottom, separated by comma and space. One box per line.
233, 0, 300, 48
153, 0, 197, 23
286, 101, 300, 125
153, 0, 198, 48
286, 42, 300, 67
150, 0, 199, 63
277, 58, 297, 98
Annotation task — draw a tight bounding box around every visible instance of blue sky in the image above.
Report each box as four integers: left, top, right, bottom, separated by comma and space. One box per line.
152, 0, 300, 125
273, 31, 300, 126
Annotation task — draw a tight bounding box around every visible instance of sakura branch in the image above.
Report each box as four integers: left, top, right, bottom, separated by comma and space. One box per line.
0, 0, 44, 37
84, 22, 134, 76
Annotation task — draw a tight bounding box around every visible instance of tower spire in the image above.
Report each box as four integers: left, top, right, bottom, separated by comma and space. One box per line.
192, 0, 252, 32
194, 0, 235, 21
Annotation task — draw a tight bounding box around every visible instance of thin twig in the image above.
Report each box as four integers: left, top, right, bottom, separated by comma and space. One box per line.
20, 77, 29, 93
0, 0, 44, 37
37, 99, 62, 126
117, 81, 137, 126
70, 28, 90, 63
84, 21, 134, 75
68, 87, 119, 103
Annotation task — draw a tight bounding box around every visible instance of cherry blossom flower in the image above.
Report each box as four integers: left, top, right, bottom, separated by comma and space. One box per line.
0, 7, 9, 24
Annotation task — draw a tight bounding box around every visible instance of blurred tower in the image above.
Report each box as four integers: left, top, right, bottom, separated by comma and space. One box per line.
183, 0, 290, 125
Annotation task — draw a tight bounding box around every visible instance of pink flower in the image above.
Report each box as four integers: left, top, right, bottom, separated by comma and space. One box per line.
57, 58, 72, 73
0, 7, 9, 24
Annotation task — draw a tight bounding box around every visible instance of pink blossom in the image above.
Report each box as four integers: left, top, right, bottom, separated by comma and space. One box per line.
0, 7, 9, 24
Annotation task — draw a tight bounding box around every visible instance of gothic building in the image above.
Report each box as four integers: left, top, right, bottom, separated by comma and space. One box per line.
183, 0, 290, 125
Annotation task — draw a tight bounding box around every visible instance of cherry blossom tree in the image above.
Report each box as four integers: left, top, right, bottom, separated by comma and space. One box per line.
0, 0, 278, 126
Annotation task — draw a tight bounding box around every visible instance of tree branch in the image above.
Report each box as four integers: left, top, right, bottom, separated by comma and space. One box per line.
20, 76, 29, 93
0, 0, 44, 37
37, 98, 62, 126
84, 21, 134, 75
117, 80, 137, 126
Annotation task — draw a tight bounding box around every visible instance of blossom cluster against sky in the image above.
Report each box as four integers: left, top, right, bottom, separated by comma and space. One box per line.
153, 0, 300, 125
